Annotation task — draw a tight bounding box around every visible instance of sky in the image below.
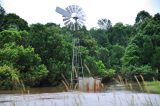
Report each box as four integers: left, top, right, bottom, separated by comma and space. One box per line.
2, 0, 160, 29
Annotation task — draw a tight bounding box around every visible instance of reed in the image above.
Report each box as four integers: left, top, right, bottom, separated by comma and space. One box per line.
84, 64, 92, 76
62, 80, 69, 91
61, 74, 70, 88
118, 75, 124, 84
134, 75, 143, 91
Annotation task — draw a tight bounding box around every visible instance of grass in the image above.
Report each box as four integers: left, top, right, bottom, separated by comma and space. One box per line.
144, 81, 160, 94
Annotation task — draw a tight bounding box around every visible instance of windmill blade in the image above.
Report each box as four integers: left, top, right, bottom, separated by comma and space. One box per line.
78, 17, 85, 21
73, 5, 80, 13
63, 17, 70, 21
56, 7, 71, 17
66, 7, 71, 14
74, 5, 78, 13
73, 5, 77, 13
64, 20, 71, 25
76, 7, 82, 14
68, 5, 74, 13
72, 5, 75, 13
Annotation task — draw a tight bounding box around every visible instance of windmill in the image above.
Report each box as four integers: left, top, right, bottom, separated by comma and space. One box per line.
56, 5, 85, 80
56, 5, 85, 31
56, 5, 102, 92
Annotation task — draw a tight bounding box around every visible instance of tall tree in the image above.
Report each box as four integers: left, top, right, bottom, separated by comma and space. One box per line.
107, 23, 133, 46
122, 13, 160, 79
3, 13, 29, 31
153, 13, 160, 23
29, 23, 72, 85
135, 10, 151, 23
90, 28, 110, 47
97, 18, 112, 30
0, 3, 5, 30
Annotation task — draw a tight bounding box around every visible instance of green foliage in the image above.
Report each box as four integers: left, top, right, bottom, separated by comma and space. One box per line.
95, 60, 106, 76
153, 13, 160, 23
0, 43, 48, 86
151, 47, 160, 70
0, 65, 19, 89
122, 13, 160, 80
110, 45, 125, 71
135, 10, 151, 23
97, 47, 110, 67
0, 4, 5, 30
123, 65, 154, 80
90, 28, 109, 47
95, 60, 115, 78
0, 29, 29, 47
29, 23, 72, 85
2, 13, 29, 31
107, 23, 133, 46
85, 57, 115, 78
145, 81, 160, 94
47, 59, 71, 86
23, 64, 48, 86
122, 43, 140, 67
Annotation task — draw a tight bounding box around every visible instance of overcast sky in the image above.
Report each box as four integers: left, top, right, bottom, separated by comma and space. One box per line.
2, 0, 160, 29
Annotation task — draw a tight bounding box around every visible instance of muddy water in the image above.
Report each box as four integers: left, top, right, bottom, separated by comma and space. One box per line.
0, 84, 160, 106
0, 86, 65, 94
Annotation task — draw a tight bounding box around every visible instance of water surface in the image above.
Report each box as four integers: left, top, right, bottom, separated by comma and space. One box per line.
0, 83, 159, 106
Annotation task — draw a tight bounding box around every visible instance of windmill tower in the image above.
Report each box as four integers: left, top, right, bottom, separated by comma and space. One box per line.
56, 5, 102, 92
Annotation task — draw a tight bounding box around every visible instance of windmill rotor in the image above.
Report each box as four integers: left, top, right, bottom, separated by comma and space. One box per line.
56, 5, 85, 31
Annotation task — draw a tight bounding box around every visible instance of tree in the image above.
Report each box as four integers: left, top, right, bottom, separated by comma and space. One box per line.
0, 29, 29, 47
97, 18, 112, 30
107, 23, 133, 46
0, 3, 5, 30
0, 43, 48, 86
135, 10, 151, 23
90, 28, 110, 47
3, 13, 29, 31
29, 23, 72, 85
122, 14, 160, 79
97, 47, 110, 67
153, 13, 160, 23
0, 65, 19, 89
110, 45, 125, 71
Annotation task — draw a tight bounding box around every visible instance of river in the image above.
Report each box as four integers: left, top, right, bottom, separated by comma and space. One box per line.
0, 83, 160, 106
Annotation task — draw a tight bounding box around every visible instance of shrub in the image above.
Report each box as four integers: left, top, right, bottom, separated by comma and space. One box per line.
0, 65, 19, 89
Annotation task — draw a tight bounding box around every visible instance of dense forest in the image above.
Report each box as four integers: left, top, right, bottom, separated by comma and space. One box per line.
0, 4, 160, 89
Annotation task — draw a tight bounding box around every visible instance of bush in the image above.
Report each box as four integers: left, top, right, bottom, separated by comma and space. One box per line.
0, 43, 49, 87
0, 65, 19, 89
123, 65, 154, 80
